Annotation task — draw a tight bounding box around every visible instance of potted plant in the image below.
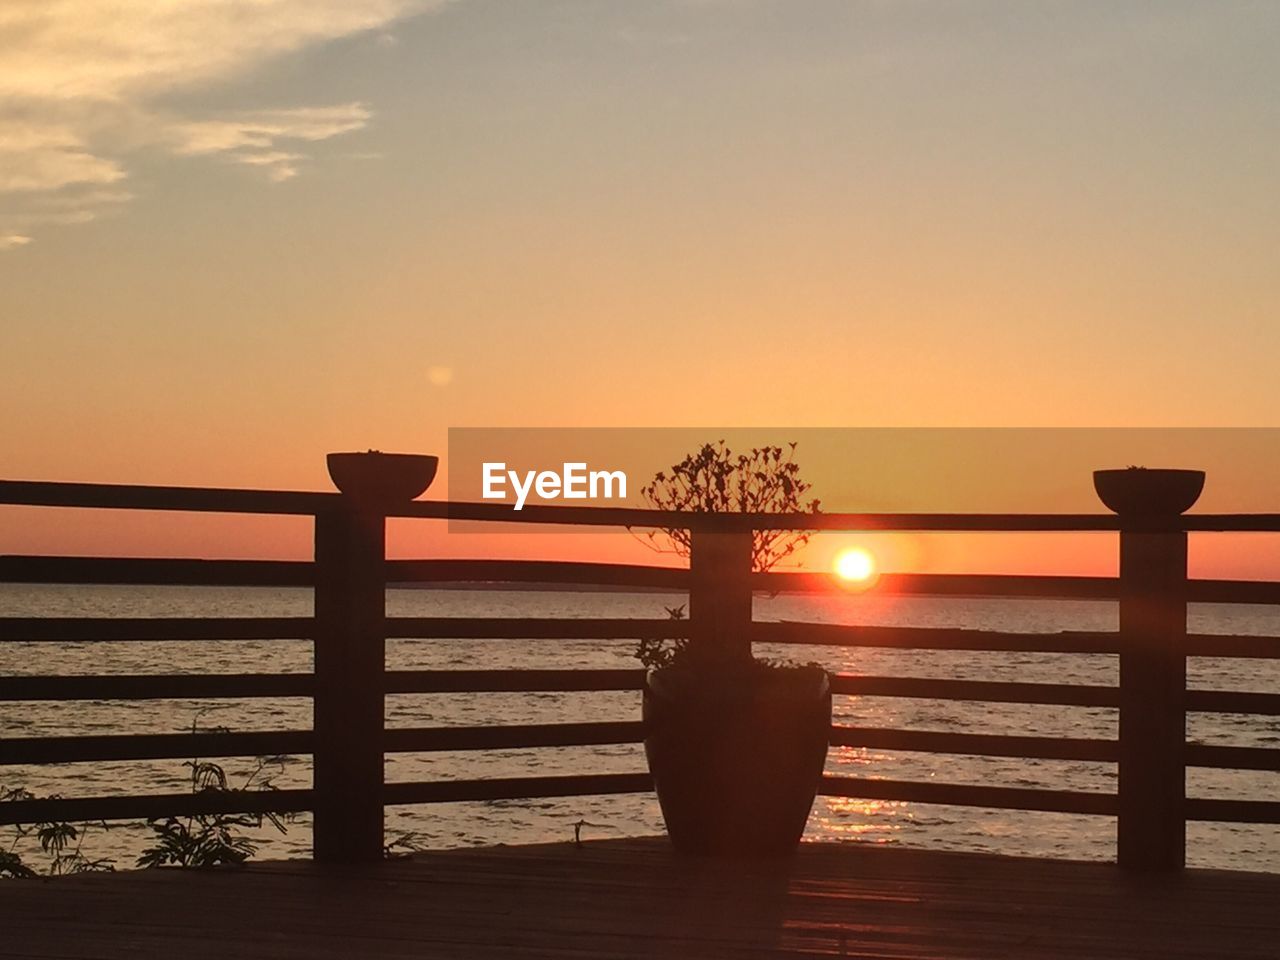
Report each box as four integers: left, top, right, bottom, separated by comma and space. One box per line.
636, 442, 830, 857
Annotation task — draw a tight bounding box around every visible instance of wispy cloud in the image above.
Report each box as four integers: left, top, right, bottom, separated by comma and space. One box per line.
0, 1, 442, 247
167, 104, 373, 181
0, 124, 126, 194
169, 105, 374, 157
228, 151, 308, 182
2, 187, 135, 235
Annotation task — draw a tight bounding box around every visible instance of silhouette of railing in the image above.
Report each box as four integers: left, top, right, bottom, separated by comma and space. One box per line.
3, 475, 1280, 870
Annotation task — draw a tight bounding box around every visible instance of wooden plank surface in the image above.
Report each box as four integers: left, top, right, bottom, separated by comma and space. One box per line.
3, 838, 1279, 959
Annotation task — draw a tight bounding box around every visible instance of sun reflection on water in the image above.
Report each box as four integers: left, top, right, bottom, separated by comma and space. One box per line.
807, 795, 913, 843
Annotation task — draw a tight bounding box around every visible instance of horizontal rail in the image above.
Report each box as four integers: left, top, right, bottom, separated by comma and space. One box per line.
2, 780, 1269, 829
830, 674, 1119, 707
1186, 690, 1280, 715
1186, 799, 1280, 823
388, 559, 687, 589
1, 616, 1271, 657
0, 788, 314, 826
1, 730, 313, 765
756, 622, 1120, 654
1186, 744, 1280, 771
5, 726, 1270, 770
407, 569, 1276, 606
397, 500, 1132, 530
763, 572, 1122, 599
818, 776, 1117, 816
830, 727, 1118, 762
1183, 516, 1280, 532
0, 480, 334, 515
0, 778, 1118, 827
0, 673, 314, 701
1186, 580, 1280, 606
765, 573, 1280, 604
1, 724, 646, 764
1186, 634, 1280, 658
386, 722, 644, 752
2, 671, 1122, 703
760, 624, 1280, 657
0, 617, 313, 642
386, 669, 644, 694
384, 773, 653, 805
326, 500, 1280, 533
5, 480, 1280, 531
8, 557, 1274, 608
0, 481, 1126, 529
3, 616, 1273, 661
0, 556, 314, 587
387, 618, 688, 640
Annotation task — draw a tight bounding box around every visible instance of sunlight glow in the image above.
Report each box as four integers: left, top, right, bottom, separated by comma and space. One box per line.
834, 547, 876, 583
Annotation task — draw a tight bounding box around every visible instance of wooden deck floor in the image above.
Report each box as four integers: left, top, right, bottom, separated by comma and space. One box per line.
4, 838, 1280, 959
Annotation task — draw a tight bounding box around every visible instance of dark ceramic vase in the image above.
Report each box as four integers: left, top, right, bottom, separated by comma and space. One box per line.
643, 664, 831, 857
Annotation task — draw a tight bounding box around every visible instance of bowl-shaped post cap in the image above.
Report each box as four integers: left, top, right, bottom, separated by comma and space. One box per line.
326, 451, 439, 503
1093, 468, 1204, 516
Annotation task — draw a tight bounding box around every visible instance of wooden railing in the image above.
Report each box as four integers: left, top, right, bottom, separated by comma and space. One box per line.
3, 475, 1280, 870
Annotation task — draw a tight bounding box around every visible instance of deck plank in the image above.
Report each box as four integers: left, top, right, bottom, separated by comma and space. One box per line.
3, 838, 1279, 959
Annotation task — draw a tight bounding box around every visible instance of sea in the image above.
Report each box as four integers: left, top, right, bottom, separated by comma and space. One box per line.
3, 583, 1280, 873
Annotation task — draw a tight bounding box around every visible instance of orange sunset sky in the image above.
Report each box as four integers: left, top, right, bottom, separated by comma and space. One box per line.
2, 2, 1278, 578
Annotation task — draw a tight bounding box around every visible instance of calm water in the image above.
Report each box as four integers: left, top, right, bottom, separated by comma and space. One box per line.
3, 584, 1280, 872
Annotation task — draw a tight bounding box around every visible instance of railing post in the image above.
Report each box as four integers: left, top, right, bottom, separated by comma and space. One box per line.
1098, 468, 1203, 872
312, 503, 386, 863
688, 527, 754, 666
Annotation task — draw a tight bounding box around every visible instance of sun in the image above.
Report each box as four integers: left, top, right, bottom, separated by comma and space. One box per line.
834, 547, 876, 583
